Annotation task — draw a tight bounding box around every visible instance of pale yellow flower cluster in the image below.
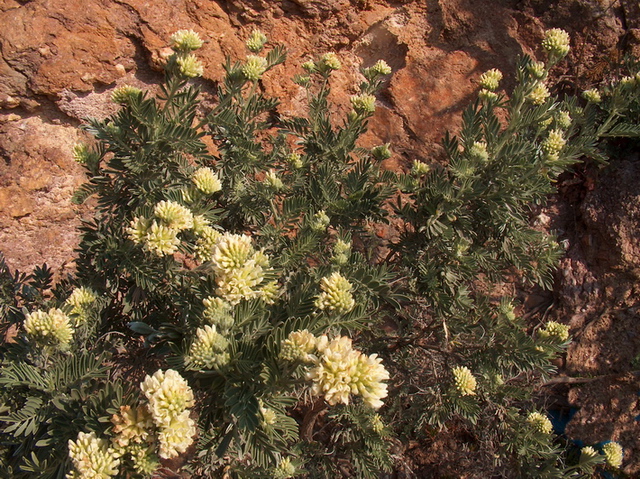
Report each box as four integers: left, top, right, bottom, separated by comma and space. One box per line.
332, 239, 351, 266
452, 366, 477, 396
185, 324, 230, 370
538, 321, 570, 342
67, 431, 121, 479
542, 28, 571, 59
192, 167, 222, 195
24, 308, 73, 350
582, 88, 602, 103
66, 286, 99, 325
320, 52, 341, 71
208, 233, 274, 304
527, 411, 553, 434
170, 29, 203, 52
479, 68, 503, 91
111, 405, 154, 449
127, 200, 200, 256
110, 85, 142, 104
274, 457, 297, 479
311, 210, 330, 231
243, 55, 268, 81
411, 160, 431, 176
279, 329, 317, 363
602, 441, 623, 468
315, 272, 355, 314
468, 141, 489, 161
541, 129, 566, 162
202, 296, 234, 331
307, 335, 390, 409
350, 93, 377, 114
264, 169, 284, 191
140, 369, 196, 459
246, 29, 268, 53
527, 82, 550, 105
72, 143, 91, 165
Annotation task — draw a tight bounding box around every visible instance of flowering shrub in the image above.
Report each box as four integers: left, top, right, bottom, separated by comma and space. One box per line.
0, 26, 638, 479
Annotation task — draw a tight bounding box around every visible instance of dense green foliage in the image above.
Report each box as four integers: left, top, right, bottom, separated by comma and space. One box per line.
1, 28, 638, 478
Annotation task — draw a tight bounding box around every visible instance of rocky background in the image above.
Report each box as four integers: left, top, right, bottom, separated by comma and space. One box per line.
1, 0, 639, 476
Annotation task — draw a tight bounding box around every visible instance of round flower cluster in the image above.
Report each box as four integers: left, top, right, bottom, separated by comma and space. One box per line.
541, 129, 566, 161
264, 169, 284, 191
308, 335, 390, 409
528, 61, 546, 80
170, 29, 203, 52
371, 143, 392, 161
24, 308, 73, 350
72, 143, 91, 165
580, 445, 599, 460
66, 286, 99, 325
602, 441, 623, 468
67, 431, 121, 479
542, 28, 571, 60
140, 369, 196, 459
479, 68, 503, 91
279, 329, 317, 363
287, 152, 303, 169
332, 239, 351, 266
177, 53, 204, 78
111, 405, 153, 449
320, 52, 341, 71
371, 59, 392, 75
192, 167, 222, 194
202, 296, 234, 332
243, 55, 268, 81
479, 88, 498, 102
468, 141, 489, 161
527, 82, 550, 105
350, 93, 377, 114
274, 457, 296, 479
411, 160, 431, 176
538, 321, 570, 342
246, 29, 268, 53
127, 200, 198, 256
210, 233, 273, 305
527, 411, 553, 434
310, 210, 330, 231
185, 324, 230, 370
452, 366, 477, 396
315, 272, 355, 314
127, 443, 160, 476
582, 88, 602, 103
555, 110, 572, 129
194, 225, 222, 262
111, 85, 142, 104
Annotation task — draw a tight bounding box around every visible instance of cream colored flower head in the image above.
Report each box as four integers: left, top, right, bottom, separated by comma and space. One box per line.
452, 366, 477, 396
215, 260, 265, 305
143, 221, 180, 256
468, 141, 489, 161
66, 286, 99, 325
280, 329, 317, 362
582, 88, 602, 103
154, 200, 194, 231
274, 457, 296, 479
243, 55, 268, 81
479, 68, 503, 91
320, 52, 341, 70
528, 61, 546, 80
157, 410, 196, 459
307, 336, 389, 409
311, 210, 330, 231
24, 308, 73, 349
171, 29, 203, 52
411, 160, 431, 176
126, 216, 151, 245
580, 445, 598, 460
111, 85, 142, 104
140, 369, 194, 427
210, 233, 254, 274
185, 324, 230, 370
177, 53, 204, 77
351, 93, 376, 114
527, 411, 553, 434
264, 169, 284, 191
315, 272, 355, 314
527, 82, 550, 105
72, 143, 91, 165
371, 59, 392, 75
194, 225, 222, 262
602, 441, 623, 468
555, 111, 572, 129
478, 88, 499, 102
538, 320, 570, 342
541, 129, 566, 157
68, 431, 121, 478
127, 443, 160, 476
192, 167, 222, 194
111, 405, 153, 449
542, 28, 571, 59
246, 29, 268, 53
203, 296, 234, 330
